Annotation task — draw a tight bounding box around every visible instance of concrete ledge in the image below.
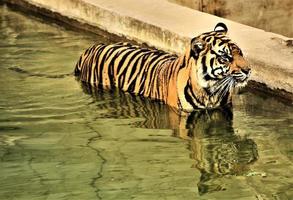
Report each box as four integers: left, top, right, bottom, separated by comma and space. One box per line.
4, 0, 293, 102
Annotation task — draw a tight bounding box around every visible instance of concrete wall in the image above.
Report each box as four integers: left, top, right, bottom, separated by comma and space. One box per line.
169, 0, 293, 38
4, 0, 293, 101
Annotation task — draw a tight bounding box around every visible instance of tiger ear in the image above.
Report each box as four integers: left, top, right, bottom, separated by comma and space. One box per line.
190, 38, 206, 59
214, 22, 228, 34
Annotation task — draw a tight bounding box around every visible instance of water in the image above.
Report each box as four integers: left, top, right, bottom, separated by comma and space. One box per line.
0, 4, 292, 200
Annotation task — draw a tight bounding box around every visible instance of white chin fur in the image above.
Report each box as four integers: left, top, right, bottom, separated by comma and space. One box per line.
235, 80, 248, 88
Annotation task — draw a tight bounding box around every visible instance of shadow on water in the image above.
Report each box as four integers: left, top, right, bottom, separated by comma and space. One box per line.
80, 82, 259, 195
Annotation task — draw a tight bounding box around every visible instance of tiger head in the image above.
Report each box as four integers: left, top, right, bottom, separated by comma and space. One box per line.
189, 23, 251, 105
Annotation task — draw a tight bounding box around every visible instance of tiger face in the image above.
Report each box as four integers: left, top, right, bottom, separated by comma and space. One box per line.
190, 23, 251, 94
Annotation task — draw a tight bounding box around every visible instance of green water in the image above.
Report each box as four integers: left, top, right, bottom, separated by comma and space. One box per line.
0, 4, 292, 200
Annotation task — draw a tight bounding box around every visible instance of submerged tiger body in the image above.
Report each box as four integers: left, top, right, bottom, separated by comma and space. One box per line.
75, 23, 251, 111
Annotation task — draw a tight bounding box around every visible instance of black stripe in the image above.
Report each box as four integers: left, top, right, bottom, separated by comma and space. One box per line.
212, 67, 222, 76
167, 59, 177, 81
74, 58, 82, 75
98, 46, 118, 84
84, 45, 95, 55
142, 53, 171, 92
212, 39, 217, 46
210, 50, 218, 55
90, 45, 107, 83
219, 40, 225, 46
184, 84, 198, 109
107, 53, 120, 87
105, 45, 125, 86
116, 47, 137, 75
87, 59, 92, 82
138, 53, 168, 93
147, 54, 172, 87
139, 51, 153, 67
126, 53, 148, 92
138, 75, 147, 94
188, 82, 206, 107
202, 56, 207, 74
210, 57, 215, 68
97, 45, 111, 85
135, 52, 154, 92
215, 35, 226, 39
118, 49, 147, 87
204, 74, 216, 81
93, 45, 107, 84
179, 56, 186, 69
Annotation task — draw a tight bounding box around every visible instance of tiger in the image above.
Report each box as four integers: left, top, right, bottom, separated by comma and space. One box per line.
74, 22, 251, 112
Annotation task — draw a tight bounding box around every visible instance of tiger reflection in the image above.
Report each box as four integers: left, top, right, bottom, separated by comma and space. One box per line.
80, 82, 258, 195
187, 110, 258, 195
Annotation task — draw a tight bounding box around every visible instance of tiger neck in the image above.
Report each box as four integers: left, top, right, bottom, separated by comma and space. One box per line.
177, 52, 208, 111
174, 48, 228, 111
162, 48, 203, 111
186, 55, 233, 109
163, 48, 231, 111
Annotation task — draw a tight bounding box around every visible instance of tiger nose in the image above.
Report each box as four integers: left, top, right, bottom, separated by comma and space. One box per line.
241, 67, 251, 76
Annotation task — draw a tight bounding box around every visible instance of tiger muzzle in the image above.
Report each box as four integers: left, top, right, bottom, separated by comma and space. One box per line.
232, 67, 251, 83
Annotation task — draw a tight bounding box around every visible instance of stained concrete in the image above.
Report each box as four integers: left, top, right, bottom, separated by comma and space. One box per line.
3, 0, 293, 101
169, 0, 293, 38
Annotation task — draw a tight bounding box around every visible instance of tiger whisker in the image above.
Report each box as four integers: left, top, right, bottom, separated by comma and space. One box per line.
218, 79, 235, 101
209, 76, 232, 95
210, 76, 235, 102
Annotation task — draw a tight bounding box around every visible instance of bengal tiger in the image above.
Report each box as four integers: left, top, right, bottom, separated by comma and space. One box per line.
75, 23, 251, 111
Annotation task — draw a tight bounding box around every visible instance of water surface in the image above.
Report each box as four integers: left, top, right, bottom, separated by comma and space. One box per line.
0, 5, 292, 200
